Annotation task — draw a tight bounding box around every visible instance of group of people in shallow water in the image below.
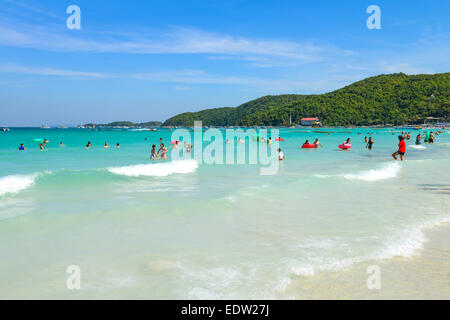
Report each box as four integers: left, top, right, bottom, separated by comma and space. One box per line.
392, 130, 439, 160
295, 130, 440, 162
150, 142, 168, 160
149, 138, 192, 160
86, 141, 120, 149
301, 138, 323, 148
17, 130, 441, 163
17, 140, 121, 151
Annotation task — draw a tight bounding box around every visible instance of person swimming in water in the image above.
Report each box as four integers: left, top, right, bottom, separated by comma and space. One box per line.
59, 141, 64, 146
116, 143, 120, 148
340, 138, 351, 151
366, 137, 374, 150
18, 143, 26, 151
104, 142, 109, 148
392, 135, 406, 161
158, 143, 168, 159
303, 139, 310, 146
86, 141, 91, 149
150, 144, 159, 160
39, 143, 45, 150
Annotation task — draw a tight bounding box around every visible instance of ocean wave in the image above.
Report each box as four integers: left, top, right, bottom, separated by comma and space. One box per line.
409, 145, 426, 150
107, 160, 198, 177
0, 174, 39, 197
315, 162, 401, 181
341, 162, 401, 181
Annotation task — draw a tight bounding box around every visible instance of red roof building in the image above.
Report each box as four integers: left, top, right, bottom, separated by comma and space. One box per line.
301, 117, 320, 126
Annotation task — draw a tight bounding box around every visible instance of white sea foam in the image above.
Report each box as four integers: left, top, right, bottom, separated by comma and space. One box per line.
0, 174, 39, 196
107, 160, 198, 177
409, 145, 426, 150
376, 215, 450, 260
285, 214, 450, 281
341, 162, 401, 181
315, 162, 401, 181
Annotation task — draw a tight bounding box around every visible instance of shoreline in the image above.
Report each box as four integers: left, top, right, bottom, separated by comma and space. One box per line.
285, 222, 450, 299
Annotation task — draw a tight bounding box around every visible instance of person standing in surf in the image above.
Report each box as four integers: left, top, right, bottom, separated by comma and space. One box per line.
429, 132, 435, 144
278, 148, 285, 161
366, 137, 374, 150
158, 143, 168, 159
150, 144, 159, 160
392, 135, 406, 161
415, 133, 422, 145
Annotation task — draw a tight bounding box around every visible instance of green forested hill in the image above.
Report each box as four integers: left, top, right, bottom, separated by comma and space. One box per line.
163, 73, 450, 126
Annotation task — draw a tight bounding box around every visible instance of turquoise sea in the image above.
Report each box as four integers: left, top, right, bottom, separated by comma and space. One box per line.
0, 127, 449, 299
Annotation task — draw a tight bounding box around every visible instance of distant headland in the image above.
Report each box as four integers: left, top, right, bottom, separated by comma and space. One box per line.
82, 121, 162, 129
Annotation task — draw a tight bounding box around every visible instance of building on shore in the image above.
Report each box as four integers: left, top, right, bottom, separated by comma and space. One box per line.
301, 117, 321, 126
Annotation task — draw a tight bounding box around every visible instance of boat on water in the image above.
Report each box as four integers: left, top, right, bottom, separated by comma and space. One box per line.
1, 128, 10, 132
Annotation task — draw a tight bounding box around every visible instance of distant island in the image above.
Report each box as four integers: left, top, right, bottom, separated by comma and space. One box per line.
83, 121, 162, 128
162, 73, 449, 127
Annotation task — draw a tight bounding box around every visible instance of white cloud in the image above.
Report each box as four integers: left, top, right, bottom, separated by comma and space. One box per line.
0, 63, 355, 93
0, 64, 110, 78
0, 15, 342, 64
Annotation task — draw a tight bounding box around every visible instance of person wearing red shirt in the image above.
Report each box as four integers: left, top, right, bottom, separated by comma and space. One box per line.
392, 135, 406, 160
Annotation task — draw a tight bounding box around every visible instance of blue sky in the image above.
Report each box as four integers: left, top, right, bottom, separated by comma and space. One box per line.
0, 0, 449, 126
